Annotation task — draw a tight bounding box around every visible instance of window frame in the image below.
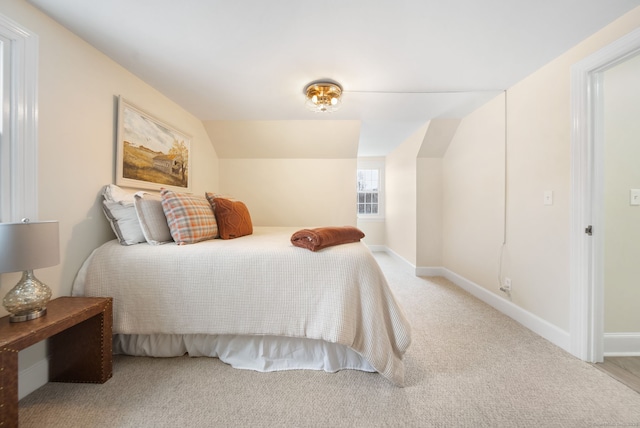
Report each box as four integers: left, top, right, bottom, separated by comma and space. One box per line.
357, 159, 384, 220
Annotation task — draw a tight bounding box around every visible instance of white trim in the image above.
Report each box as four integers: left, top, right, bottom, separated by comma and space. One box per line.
381, 247, 446, 277
381, 245, 416, 272
0, 13, 39, 222
442, 268, 571, 353
357, 217, 385, 223
570, 28, 640, 363
366, 244, 387, 253
415, 266, 445, 277
603, 333, 640, 357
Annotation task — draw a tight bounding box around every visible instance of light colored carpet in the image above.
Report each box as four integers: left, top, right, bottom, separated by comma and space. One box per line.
19, 252, 640, 427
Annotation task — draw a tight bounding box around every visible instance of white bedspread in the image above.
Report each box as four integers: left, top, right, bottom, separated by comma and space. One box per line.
72, 227, 411, 385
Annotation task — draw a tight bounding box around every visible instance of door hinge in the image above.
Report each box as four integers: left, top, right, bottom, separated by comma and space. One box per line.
585, 225, 593, 236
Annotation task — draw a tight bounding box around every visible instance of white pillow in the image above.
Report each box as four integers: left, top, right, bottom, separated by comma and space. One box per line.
134, 192, 173, 245
101, 184, 146, 245
103, 183, 136, 204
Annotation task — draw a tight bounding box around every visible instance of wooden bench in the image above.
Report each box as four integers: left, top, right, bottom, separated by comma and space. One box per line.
0, 297, 113, 427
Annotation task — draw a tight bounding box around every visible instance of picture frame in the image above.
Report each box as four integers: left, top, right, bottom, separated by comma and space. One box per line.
116, 97, 192, 192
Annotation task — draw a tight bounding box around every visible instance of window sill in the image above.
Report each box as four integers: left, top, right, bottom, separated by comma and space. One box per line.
357, 216, 385, 222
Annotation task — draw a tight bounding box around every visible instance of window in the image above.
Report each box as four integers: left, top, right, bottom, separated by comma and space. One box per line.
357, 159, 384, 218
357, 169, 379, 214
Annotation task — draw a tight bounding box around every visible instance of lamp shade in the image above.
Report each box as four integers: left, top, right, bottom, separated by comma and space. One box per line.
0, 220, 60, 273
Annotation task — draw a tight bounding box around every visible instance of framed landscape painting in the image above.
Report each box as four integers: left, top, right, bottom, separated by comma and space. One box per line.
116, 97, 192, 192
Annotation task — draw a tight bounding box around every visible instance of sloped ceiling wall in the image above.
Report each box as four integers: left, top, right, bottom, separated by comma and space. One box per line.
204, 120, 361, 159
417, 119, 461, 158
205, 118, 461, 160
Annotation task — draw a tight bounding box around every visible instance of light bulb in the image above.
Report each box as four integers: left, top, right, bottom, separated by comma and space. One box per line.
311, 95, 318, 104
331, 97, 338, 106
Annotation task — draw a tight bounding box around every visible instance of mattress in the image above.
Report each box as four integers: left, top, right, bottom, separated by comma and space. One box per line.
73, 227, 411, 385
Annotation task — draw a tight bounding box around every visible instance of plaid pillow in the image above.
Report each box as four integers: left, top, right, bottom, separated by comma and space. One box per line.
160, 189, 218, 245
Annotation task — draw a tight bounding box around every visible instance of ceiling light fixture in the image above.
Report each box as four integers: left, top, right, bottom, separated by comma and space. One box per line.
304, 80, 342, 113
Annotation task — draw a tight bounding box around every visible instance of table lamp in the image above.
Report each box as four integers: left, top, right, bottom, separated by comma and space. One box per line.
0, 219, 59, 322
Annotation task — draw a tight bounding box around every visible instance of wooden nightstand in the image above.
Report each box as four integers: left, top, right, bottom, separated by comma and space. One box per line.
0, 296, 113, 427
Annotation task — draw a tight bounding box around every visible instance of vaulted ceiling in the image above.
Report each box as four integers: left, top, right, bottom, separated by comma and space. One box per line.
28, 0, 640, 156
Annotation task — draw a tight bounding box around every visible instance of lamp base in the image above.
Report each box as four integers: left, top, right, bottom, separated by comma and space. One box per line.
9, 307, 47, 323
2, 269, 52, 323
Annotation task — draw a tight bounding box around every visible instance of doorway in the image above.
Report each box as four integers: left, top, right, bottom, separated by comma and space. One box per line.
594, 52, 640, 391
570, 28, 640, 364
601, 52, 640, 354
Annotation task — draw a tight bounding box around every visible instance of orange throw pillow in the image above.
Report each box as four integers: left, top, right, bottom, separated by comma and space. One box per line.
212, 198, 253, 239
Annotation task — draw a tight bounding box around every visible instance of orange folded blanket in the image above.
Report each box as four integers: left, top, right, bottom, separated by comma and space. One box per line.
290, 226, 365, 252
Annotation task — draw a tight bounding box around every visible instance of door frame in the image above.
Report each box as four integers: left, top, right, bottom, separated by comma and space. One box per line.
570, 27, 640, 362
0, 13, 39, 222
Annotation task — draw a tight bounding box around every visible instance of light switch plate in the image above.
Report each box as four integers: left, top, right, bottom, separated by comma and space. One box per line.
630, 189, 640, 206
544, 191, 553, 206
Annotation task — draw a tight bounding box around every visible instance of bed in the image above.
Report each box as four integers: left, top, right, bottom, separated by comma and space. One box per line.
72, 226, 412, 386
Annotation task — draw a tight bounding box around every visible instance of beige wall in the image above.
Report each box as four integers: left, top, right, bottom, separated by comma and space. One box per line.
417, 157, 443, 267
0, 0, 219, 317
442, 94, 506, 289
219, 158, 356, 227
603, 52, 640, 333
357, 219, 386, 247
385, 123, 428, 265
209, 120, 359, 228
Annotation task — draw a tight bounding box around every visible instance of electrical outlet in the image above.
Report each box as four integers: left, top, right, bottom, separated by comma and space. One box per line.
502, 277, 512, 292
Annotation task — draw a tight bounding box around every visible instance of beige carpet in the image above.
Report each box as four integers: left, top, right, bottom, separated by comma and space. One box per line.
19, 252, 640, 427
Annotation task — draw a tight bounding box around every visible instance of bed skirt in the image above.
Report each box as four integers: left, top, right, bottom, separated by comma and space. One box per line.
113, 333, 376, 374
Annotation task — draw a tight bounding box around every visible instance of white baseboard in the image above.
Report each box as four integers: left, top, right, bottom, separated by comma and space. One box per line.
19, 358, 49, 400
412, 264, 571, 354
604, 333, 640, 356
377, 246, 418, 272
415, 266, 445, 276
374, 245, 572, 353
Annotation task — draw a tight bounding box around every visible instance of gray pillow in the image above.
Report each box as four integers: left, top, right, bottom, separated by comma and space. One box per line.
134, 192, 173, 245
102, 199, 146, 245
